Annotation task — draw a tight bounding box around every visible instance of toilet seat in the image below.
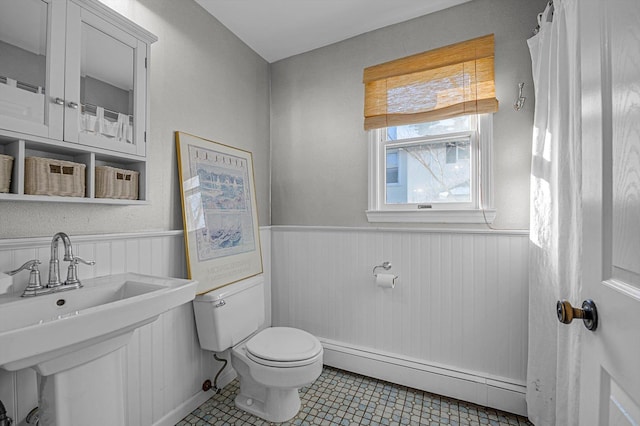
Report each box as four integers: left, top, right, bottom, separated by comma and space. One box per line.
245, 327, 322, 367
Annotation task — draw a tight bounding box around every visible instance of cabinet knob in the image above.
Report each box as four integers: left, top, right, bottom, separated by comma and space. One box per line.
67, 101, 79, 109
53, 97, 65, 106
556, 299, 598, 331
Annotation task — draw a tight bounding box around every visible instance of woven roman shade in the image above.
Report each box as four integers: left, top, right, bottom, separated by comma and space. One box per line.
363, 34, 498, 130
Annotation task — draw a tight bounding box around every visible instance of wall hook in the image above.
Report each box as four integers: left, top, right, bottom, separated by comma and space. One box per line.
513, 82, 526, 111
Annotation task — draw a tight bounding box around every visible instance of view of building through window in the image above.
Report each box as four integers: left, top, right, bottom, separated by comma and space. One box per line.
384, 117, 473, 205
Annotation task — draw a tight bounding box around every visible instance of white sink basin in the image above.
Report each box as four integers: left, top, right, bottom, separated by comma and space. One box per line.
0, 272, 197, 374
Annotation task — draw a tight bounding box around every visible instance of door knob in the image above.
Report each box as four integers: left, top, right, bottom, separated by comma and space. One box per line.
556, 299, 598, 331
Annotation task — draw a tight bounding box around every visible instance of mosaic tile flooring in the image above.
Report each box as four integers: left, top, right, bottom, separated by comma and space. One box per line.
177, 366, 533, 426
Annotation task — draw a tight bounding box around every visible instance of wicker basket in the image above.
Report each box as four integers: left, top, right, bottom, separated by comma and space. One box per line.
0, 154, 13, 193
95, 166, 139, 200
25, 157, 86, 197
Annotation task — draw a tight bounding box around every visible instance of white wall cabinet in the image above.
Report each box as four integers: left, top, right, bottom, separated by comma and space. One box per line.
0, 0, 156, 203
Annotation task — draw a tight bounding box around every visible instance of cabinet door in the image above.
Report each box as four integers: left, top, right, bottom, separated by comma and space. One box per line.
0, 0, 65, 140
64, 1, 147, 157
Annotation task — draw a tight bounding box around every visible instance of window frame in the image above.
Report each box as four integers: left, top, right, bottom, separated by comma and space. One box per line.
366, 114, 496, 224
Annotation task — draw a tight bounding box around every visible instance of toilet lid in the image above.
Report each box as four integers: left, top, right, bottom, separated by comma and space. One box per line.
245, 327, 322, 363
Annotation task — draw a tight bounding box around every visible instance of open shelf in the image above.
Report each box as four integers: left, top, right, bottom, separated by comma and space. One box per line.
0, 134, 147, 204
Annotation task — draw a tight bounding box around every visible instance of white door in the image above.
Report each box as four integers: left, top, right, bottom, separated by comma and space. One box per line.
578, 0, 640, 424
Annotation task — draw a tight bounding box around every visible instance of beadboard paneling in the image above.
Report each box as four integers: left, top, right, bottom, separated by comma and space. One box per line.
271, 226, 529, 414
0, 227, 524, 420
0, 228, 271, 426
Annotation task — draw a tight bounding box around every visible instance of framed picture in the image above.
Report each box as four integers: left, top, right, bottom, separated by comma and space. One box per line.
175, 131, 263, 294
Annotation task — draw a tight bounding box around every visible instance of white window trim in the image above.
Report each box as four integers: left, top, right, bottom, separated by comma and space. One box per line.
366, 114, 496, 224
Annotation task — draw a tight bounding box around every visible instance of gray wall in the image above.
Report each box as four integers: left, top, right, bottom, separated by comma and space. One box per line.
0, 0, 542, 237
0, 0, 271, 238
270, 0, 545, 229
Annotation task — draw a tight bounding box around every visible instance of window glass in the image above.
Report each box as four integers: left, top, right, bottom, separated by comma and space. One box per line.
385, 138, 471, 204
386, 116, 471, 141
386, 150, 399, 184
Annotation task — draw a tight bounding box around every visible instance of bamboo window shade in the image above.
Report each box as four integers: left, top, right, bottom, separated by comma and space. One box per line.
363, 34, 499, 130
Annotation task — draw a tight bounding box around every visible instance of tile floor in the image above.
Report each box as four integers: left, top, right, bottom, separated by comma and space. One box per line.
177, 366, 532, 426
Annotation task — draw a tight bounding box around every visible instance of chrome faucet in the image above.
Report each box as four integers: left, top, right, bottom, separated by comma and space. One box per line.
47, 232, 95, 290
48, 232, 73, 288
6, 233, 95, 297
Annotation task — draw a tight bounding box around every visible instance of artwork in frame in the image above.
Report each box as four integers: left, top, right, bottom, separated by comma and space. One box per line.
175, 131, 263, 294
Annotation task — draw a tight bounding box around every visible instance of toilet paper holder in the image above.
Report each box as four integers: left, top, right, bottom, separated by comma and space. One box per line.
372, 261, 392, 275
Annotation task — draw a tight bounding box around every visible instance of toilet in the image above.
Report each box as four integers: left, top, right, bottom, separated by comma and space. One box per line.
193, 275, 323, 423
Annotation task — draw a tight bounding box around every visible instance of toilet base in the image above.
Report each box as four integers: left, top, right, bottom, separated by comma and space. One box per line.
234, 384, 301, 423
229, 337, 323, 423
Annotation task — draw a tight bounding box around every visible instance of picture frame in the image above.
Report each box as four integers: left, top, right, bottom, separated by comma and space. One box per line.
175, 131, 263, 294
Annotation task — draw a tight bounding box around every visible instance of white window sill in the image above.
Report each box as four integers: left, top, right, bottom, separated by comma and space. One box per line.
366, 209, 497, 224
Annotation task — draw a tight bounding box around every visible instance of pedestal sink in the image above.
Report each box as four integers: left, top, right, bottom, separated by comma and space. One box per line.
0, 273, 198, 426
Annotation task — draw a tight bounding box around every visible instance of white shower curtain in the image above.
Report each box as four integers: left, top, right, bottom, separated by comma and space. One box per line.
526, 0, 582, 425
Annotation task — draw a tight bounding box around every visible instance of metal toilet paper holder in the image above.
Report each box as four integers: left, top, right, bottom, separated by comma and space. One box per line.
372, 261, 392, 275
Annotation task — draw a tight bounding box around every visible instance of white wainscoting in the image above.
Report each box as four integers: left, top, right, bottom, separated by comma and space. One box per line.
271, 226, 529, 416
0, 228, 271, 426
0, 226, 527, 421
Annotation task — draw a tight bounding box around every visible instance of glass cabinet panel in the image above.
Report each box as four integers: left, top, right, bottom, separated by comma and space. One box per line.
0, 0, 49, 133
79, 22, 135, 146
64, 1, 147, 156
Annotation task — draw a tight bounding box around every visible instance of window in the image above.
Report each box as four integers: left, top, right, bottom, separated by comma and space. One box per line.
367, 115, 495, 223
363, 35, 497, 223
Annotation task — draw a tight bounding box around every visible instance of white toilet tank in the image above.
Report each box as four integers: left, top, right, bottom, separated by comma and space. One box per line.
193, 275, 265, 352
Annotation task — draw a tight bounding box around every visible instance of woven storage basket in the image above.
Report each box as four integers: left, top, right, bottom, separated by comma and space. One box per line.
0, 154, 13, 193
25, 157, 85, 197
95, 166, 139, 200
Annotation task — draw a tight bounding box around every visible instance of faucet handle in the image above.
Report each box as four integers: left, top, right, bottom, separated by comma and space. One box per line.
7, 259, 41, 276
71, 256, 95, 266
64, 256, 95, 288
7, 260, 50, 297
